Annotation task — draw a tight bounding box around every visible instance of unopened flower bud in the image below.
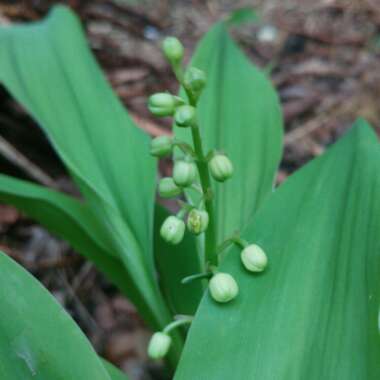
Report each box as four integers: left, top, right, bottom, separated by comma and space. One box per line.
241, 244, 268, 272
162, 37, 184, 64
173, 160, 197, 187
158, 177, 182, 198
160, 216, 185, 245
148, 93, 182, 117
209, 154, 233, 182
187, 209, 209, 235
150, 136, 173, 157
148, 332, 172, 360
209, 273, 238, 303
184, 67, 206, 95
174, 105, 196, 127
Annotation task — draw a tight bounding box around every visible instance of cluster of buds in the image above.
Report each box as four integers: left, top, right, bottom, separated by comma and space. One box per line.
147, 36, 269, 360
204, 243, 268, 304
148, 36, 234, 248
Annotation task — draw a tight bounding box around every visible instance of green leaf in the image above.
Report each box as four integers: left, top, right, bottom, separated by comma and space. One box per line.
227, 7, 260, 26
0, 174, 159, 325
154, 205, 203, 315
0, 6, 172, 333
0, 251, 112, 379
102, 360, 130, 380
175, 22, 283, 243
175, 120, 380, 379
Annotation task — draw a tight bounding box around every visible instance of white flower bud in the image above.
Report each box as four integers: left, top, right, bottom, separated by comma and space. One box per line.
148, 332, 172, 360
162, 37, 184, 64
160, 216, 185, 245
148, 94, 184, 117
184, 67, 206, 95
208, 154, 233, 182
148, 93, 177, 117
173, 160, 197, 187
187, 209, 209, 235
158, 177, 182, 198
174, 105, 196, 127
209, 273, 238, 303
150, 135, 173, 157
241, 244, 268, 272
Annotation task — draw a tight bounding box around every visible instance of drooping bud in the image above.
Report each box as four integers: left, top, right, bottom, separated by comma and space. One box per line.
147, 332, 172, 360
148, 93, 183, 117
209, 273, 239, 303
208, 154, 234, 182
160, 216, 185, 245
187, 209, 209, 235
150, 135, 173, 157
184, 67, 206, 95
241, 244, 268, 272
158, 177, 182, 198
162, 37, 184, 64
173, 159, 197, 187
174, 105, 196, 127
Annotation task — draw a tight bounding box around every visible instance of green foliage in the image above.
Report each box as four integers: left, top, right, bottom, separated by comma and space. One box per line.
174, 120, 380, 379
0, 4, 170, 331
0, 174, 154, 321
0, 5, 183, 364
0, 251, 129, 379
154, 205, 203, 315
175, 21, 283, 243
227, 7, 260, 26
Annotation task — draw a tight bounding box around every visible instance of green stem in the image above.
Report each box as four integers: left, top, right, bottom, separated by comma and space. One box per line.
181, 272, 212, 284
172, 139, 196, 157
190, 125, 217, 267
232, 236, 249, 249
216, 233, 248, 255
176, 205, 191, 219
163, 316, 194, 334
190, 183, 203, 194
172, 61, 217, 267
216, 237, 234, 256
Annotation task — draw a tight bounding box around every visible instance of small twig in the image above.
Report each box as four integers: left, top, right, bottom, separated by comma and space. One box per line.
58, 268, 99, 335
71, 261, 95, 293
105, 0, 164, 30
0, 133, 57, 188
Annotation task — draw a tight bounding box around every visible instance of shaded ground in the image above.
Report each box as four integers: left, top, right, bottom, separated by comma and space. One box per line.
0, 1, 379, 378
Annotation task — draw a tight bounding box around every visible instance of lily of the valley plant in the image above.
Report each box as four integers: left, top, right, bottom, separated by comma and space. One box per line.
146, 35, 270, 356
0, 6, 378, 380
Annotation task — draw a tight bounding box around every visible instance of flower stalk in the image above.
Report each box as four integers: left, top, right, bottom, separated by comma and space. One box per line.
161, 40, 219, 267
147, 35, 271, 359
162, 315, 194, 334
181, 272, 213, 285
189, 123, 218, 267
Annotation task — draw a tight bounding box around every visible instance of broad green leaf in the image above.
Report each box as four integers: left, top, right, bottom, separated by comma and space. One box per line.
154, 205, 203, 315
175, 120, 380, 379
0, 174, 158, 326
102, 360, 130, 380
227, 7, 259, 26
0, 251, 112, 379
0, 6, 172, 334
175, 22, 283, 243
0, 175, 183, 366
